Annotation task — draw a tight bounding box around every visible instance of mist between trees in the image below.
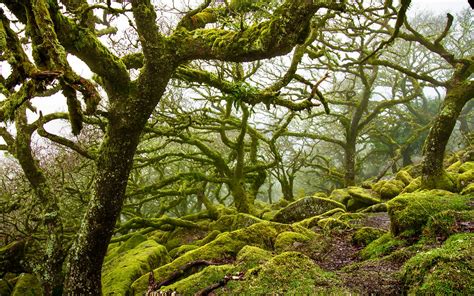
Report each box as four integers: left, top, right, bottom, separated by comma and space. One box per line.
0, 0, 472, 295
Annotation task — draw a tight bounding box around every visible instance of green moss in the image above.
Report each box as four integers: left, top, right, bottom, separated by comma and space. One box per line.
102, 240, 170, 295
423, 210, 474, 241
402, 176, 421, 193
317, 217, 351, 231
396, 170, 413, 186
351, 227, 386, 247
387, 190, 471, 238
270, 199, 289, 210
379, 180, 405, 200
461, 182, 474, 195
261, 210, 278, 220
168, 244, 199, 259
236, 245, 273, 269
272, 196, 345, 223
313, 192, 328, 198
329, 188, 351, 205
209, 213, 262, 232
294, 208, 346, 229
371, 180, 386, 194
360, 203, 387, 213
459, 161, 474, 173
194, 230, 220, 246
161, 264, 235, 295
163, 226, 210, 251
421, 171, 457, 192
275, 231, 311, 252
131, 221, 308, 294
401, 233, 474, 295
348, 187, 381, 205
225, 252, 346, 295
360, 233, 407, 259
116, 233, 147, 254
457, 169, 473, 190
11, 274, 42, 296
447, 160, 461, 172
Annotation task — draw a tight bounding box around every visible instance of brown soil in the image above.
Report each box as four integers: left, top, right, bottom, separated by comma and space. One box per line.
308, 212, 406, 295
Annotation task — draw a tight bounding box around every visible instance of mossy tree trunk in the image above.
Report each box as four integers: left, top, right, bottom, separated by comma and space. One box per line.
421, 76, 474, 189
343, 66, 377, 187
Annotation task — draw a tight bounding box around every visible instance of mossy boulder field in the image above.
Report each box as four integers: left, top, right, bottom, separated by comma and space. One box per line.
2, 159, 474, 295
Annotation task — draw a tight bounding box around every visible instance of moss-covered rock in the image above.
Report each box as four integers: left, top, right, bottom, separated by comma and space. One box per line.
351, 227, 386, 247
272, 196, 345, 223
459, 161, 474, 173
210, 213, 262, 232
275, 231, 311, 252
168, 244, 199, 259
329, 188, 351, 205
131, 221, 312, 294
387, 190, 472, 238
294, 208, 346, 229
457, 169, 473, 190
270, 199, 289, 210
160, 264, 234, 295
461, 182, 474, 195
371, 180, 386, 194
401, 233, 474, 295
236, 245, 273, 268
317, 217, 351, 231
402, 176, 421, 193
261, 209, 278, 221
379, 180, 405, 200
225, 252, 347, 295
193, 229, 220, 246
360, 233, 407, 259
163, 225, 210, 251
346, 187, 381, 211
396, 170, 413, 186
102, 240, 170, 295
313, 192, 328, 198
422, 210, 474, 241
11, 273, 42, 296
447, 160, 462, 172
116, 233, 147, 254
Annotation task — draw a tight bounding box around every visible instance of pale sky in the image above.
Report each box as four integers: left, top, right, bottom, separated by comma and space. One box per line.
410, 0, 470, 15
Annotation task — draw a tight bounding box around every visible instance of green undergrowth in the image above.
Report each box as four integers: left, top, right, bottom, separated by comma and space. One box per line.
222, 252, 351, 295
103, 240, 170, 295
130, 221, 313, 294
101, 159, 474, 295
10, 273, 42, 296
401, 233, 474, 295
387, 190, 472, 238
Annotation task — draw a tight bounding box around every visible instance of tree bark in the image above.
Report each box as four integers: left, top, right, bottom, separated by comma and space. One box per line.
421, 79, 474, 189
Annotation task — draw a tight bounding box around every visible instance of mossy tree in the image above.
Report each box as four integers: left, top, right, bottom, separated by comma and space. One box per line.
283, 0, 417, 187
1, 0, 345, 294
371, 9, 474, 189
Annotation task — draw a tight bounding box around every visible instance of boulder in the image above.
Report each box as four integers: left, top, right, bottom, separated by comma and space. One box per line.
272, 197, 345, 223
387, 190, 472, 237
102, 240, 170, 295
401, 234, 474, 295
